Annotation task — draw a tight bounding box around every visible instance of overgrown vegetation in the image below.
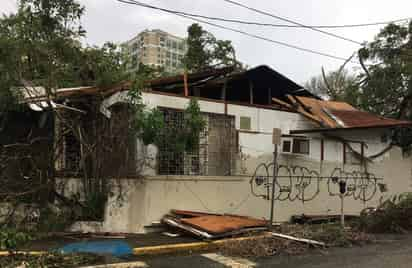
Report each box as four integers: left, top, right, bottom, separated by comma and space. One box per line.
0, 0, 105, 231
0, 0, 208, 236
306, 20, 412, 120
306, 20, 412, 151
0, 228, 31, 252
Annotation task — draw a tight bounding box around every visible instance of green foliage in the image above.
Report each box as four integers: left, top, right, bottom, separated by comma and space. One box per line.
134, 108, 164, 146
182, 23, 242, 72
127, 64, 206, 152
0, 0, 130, 228
128, 64, 166, 146
36, 206, 73, 232
307, 20, 412, 119
358, 21, 412, 119
129, 80, 206, 154
80, 192, 107, 222
0, 0, 128, 97
0, 0, 85, 90
306, 21, 412, 151
304, 68, 360, 104
183, 98, 207, 151
357, 21, 412, 151
359, 193, 412, 233
64, 42, 129, 88
157, 98, 206, 154
0, 228, 31, 251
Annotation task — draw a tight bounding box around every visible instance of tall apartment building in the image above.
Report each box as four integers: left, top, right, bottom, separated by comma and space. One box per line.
122, 29, 187, 73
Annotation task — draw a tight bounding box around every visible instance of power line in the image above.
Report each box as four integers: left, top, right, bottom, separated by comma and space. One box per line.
222, 0, 363, 45
117, 0, 356, 63
116, 0, 411, 29
273, 18, 411, 29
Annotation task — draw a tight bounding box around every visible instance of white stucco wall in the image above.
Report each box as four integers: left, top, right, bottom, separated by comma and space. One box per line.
64, 144, 412, 233
69, 91, 412, 234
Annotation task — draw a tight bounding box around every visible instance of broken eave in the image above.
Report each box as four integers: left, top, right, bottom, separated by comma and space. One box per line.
145, 65, 319, 107
290, 123, 412, 134
147, 66, 235, 88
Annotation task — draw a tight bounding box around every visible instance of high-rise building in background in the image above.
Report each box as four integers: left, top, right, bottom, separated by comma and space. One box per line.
122, 29, 187, 74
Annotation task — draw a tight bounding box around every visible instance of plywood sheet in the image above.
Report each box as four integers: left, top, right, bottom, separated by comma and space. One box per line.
181, 215, 267, 235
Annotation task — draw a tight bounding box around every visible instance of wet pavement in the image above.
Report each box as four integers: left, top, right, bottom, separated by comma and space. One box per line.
24, 232, 198, 251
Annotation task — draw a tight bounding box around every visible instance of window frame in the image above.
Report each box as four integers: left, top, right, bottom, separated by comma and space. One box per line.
343, 141, 363, 165
281, 137, 310, 156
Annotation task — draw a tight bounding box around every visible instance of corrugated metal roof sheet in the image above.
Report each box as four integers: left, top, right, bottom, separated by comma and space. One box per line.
330, 110, 412, 128
277, 95, 412, 131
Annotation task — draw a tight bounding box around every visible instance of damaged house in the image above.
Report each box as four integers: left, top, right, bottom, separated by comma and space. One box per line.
6, 65, 412, 233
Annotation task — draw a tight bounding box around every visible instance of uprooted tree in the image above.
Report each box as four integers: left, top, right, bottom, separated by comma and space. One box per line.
306, 20, 412, 152
0, 0, 123, 229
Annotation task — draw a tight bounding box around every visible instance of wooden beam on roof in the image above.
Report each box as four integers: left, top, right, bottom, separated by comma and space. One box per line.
267, 88, 272, 105
272, 97, 294, 110
183, 72, 189, 97
286, 95, 326, 126
221, 80, 227, 100
249, 79, 254, 105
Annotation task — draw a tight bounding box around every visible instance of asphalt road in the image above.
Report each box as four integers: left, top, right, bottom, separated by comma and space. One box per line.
133, 234, 412, 268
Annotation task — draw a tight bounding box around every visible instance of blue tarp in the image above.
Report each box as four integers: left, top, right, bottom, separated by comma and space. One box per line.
59, 240, 133, 257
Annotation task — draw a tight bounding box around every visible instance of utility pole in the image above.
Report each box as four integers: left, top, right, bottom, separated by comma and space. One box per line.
269, 128, 281, 228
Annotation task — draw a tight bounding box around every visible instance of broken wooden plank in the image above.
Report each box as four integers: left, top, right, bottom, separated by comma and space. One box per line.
181, 215, 267, 235
90, 235, 126, 239
271, 98, 295, 110
172, 210, 220, 218
286, 95, 326, 126
268, 232, 326, 247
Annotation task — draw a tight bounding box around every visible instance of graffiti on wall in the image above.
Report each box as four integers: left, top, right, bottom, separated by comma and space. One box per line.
250, 163, 386, 203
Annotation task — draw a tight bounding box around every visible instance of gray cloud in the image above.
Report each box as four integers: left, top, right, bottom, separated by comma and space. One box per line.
1, 0, 411, 83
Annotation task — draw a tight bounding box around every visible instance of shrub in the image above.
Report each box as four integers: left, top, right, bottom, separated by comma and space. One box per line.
0, 228, 31, 251
359, 193, 412, 233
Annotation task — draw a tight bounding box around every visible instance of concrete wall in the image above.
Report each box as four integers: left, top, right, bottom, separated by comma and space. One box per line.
74, 91, 412, 233
64, 144, 412, 233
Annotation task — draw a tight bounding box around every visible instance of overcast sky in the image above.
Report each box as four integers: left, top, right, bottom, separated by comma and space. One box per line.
1, 0, 412, 84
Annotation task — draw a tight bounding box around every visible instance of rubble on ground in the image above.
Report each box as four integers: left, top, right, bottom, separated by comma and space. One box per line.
217, 234, 310, 258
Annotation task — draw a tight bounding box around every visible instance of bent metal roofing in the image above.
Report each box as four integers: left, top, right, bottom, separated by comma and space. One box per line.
285, 96, 412, 133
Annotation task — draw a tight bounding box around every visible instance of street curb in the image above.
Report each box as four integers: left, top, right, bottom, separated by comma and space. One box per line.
79, 261, 148, 268
133, 234, 270, 255
0, 251, 47, 256
0, 234, 270, 257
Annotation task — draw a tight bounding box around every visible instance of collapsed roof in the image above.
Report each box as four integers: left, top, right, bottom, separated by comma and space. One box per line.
278, 96, 412, 133
148, 65, 412, 131
147, 65, 318, 106
17, 65, 412, 132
